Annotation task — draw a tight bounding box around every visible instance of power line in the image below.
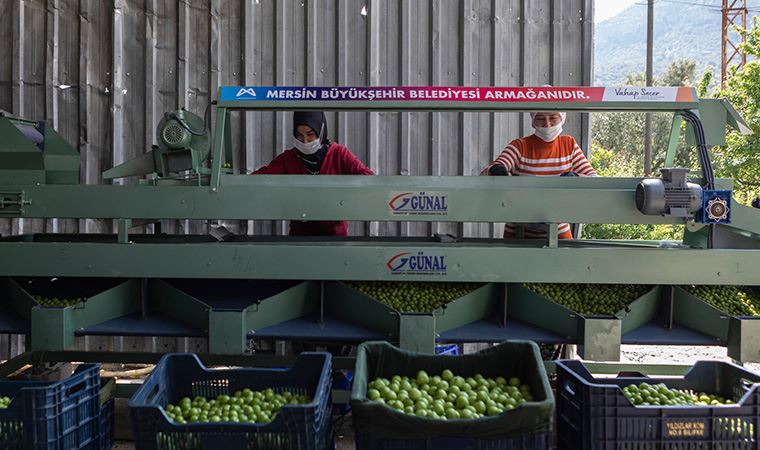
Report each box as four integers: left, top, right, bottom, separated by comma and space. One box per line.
634, 0, 760, 11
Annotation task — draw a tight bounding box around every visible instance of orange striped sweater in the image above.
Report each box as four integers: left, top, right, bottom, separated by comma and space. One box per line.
484, 134, 598, 239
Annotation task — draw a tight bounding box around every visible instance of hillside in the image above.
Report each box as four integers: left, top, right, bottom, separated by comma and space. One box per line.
594, 0, 760, 85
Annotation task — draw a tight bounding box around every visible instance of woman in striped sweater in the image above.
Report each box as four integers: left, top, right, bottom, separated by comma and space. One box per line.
483, 111, 598, 239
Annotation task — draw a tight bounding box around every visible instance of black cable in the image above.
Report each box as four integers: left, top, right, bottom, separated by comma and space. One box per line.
681, 110, 716, 248
204, 102, 213, 133
170, 111, 207, 137
681, 110, 715, 190
203, 102, 214, 164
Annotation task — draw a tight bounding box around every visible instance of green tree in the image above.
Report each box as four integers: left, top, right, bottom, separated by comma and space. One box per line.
661, 60, 697, 86
585, 59, 704, 240
584, 21, 760, 240
711, 18, 760, 203
591, 59, 700, 178
582, 143, 684, 241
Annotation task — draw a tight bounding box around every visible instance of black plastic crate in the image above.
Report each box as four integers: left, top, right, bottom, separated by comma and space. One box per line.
0, 363, 102, 450
354, 431, 551, 449
351, 341, 554, 450
129, 352, 332, 450
556, 359, 760, 450
99, 398, 114, 450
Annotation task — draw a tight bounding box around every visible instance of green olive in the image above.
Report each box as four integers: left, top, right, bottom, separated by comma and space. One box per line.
523, 283, 652, 316
347, 282, 482, 313
683, 285, 760, 317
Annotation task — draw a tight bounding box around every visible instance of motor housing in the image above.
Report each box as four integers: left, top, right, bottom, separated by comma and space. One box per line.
635, 168, 702, 217
103, 108, 209, 179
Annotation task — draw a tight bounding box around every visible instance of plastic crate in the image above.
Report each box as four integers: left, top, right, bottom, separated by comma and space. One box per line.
556, 359, 760, 450
129, 352, 333, 450
0, 363, 102, 450
354, 431, 551, 449
435, 344, 460, 356
351, 341, 553, 450
98, 399, 114, 450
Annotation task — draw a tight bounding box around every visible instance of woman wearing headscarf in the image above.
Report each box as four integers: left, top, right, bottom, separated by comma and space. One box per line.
254, 111, 374, 236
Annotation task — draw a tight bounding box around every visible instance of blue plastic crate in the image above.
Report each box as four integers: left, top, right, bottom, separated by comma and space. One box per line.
556, 359, 760, 450
0, 363, 102, 450
98, 398, 114, 450
333, 370, 354, 415
435, 344, 460, 356
129, 352, 333, 450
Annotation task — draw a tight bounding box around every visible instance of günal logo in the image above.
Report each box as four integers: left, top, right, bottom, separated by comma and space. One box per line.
388, 191, 449, 216
386, 251, 447, 275
235, 87, 257, 98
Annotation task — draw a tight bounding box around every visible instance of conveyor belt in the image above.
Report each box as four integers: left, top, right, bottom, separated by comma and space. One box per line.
0, 305, 28, 334
1, 233, 674, 249
438, 316, 570, 345
76, 312, 205, 337
165, 278, 299, 311
250, 314, 388, 343
622, 321, 721, 346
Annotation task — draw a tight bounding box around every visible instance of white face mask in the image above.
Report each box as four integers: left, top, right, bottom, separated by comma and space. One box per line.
533, 123, 563, 142
293, 138, 322, 155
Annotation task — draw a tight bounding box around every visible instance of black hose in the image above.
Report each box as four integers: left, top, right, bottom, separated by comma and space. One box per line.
170, 111, 207, 137
681, 110, 715, 248
681, 110, 715, 190
203, 102, 216, 165
204, 102, 213, 133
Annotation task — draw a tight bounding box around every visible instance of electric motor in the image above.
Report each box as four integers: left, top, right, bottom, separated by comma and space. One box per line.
160, 118, 193, 149
635, 168, 702, 217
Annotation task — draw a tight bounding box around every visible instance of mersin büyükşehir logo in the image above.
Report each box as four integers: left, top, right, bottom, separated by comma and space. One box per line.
235, 88, 257, 98
386, 251, 447, 275
389, 191, 448, 216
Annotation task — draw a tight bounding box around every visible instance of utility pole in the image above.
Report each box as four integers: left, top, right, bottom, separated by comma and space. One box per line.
644, 0, 654, 175
721, 0, 748, 88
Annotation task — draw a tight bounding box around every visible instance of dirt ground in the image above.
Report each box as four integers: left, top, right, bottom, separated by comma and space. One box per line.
621, 344, 760, 372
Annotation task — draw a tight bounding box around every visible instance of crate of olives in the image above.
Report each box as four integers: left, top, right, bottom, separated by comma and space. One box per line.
0, 363, 102, 449
674, 285, 760, 362
129, 352, 333, 450
508, 283, 660, 360
350, 341, 553, 449
330, 281, 498, 338
556, 359, 760, 450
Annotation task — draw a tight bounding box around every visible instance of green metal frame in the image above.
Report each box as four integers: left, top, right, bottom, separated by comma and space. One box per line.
0, 86, 759, 365
1, 240, 759, 284
30, 279, 141, 350
0, 115, 79, 185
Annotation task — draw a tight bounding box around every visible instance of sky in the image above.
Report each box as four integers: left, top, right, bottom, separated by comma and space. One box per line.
595, 0, 639, 22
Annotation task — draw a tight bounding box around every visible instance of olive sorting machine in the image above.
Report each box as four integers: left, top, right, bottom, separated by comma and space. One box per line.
0, 86, 759, 377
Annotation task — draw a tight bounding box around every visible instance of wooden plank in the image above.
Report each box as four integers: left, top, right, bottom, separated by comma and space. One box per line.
338, 0, 370, 237
111, 0, 126, 190
0, 1, 17, 236
399, 0, 412, 237
144, 0, 157, 163
80, 0, 113, 233
580, 0, 594, 153
0, 0, 12, 112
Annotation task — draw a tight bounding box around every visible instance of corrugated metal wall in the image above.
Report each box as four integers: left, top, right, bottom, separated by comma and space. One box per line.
0, 0, 593, 356
0, 0, 594, 239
